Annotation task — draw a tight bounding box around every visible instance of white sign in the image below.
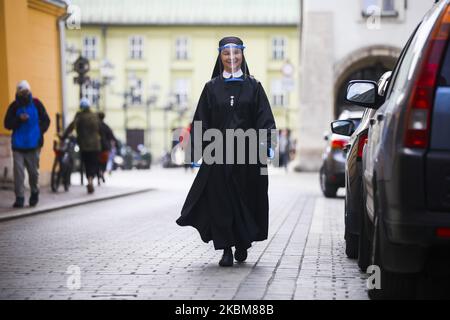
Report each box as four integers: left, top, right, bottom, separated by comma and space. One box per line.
281, 78, 295, 93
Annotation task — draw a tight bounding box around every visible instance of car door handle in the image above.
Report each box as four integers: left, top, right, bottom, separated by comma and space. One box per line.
377, 114, 385, 122
369, 118, 376, 126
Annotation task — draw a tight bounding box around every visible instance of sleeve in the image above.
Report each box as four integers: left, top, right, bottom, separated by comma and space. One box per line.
254, 82, 277, 154
62, 114, 77, 139
35, 99, 51, 134
4, 103, 20, 130
188, 84, 211, 163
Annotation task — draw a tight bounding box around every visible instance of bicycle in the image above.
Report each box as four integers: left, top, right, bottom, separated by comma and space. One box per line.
51, 135, 77, 192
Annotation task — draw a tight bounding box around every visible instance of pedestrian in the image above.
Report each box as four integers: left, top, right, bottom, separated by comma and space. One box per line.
98, 112, 118, 182
279, 129, 291, 171
3, 80, 50, 208
62, 98, 101, 194
176, 36, 277, 267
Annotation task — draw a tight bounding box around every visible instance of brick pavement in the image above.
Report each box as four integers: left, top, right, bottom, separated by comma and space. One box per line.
0, 168, 369, 300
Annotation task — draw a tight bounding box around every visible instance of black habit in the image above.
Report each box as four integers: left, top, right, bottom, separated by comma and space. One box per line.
176, 73, 277, 250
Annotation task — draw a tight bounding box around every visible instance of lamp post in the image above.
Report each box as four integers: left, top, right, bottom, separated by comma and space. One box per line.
73, 55, 90, 101
99, 58, 115, 111
122, 75, 139, 145
164, 93, 176, 154
145, 84, 160, 154
281, 60, 295, 130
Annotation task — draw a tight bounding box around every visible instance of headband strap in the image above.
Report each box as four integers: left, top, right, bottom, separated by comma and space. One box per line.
218, 44, 246, 52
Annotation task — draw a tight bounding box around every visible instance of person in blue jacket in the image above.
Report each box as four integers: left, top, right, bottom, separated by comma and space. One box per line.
4, 81, 50, 208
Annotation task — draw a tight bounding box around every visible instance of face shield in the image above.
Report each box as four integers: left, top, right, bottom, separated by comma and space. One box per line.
219, 43, 245, 82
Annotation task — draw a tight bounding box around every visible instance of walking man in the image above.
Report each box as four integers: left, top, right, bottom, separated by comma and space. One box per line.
4, 81, 50, 208
62, 98, 101, 194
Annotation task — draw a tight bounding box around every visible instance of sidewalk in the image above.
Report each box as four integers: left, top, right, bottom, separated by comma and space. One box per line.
0, 169, 155, 222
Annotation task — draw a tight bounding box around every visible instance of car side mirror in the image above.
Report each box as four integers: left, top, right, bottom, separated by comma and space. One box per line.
331, 120, 355, 137
346, 80, 380, 109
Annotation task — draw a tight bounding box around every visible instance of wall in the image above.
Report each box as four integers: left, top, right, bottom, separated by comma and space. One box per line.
66, 25, 300, 160
296, 0, 436, 171
0, 0, 65, 187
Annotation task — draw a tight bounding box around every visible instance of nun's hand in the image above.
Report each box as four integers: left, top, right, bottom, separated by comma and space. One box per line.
268, 147, 275, 160
191, 162, 201, 168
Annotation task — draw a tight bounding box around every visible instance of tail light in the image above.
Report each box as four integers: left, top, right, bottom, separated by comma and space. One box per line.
436, 227, 450, 238
331, 139, 348, 150
357, 132, 368, 159
405, 5, 450, 149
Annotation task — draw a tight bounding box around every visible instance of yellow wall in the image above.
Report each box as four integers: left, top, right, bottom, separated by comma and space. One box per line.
66, 25, 299, 159
0, 0, 65, 179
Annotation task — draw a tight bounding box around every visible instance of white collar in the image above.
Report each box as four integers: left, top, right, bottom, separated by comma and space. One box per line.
223, 69, 243, 79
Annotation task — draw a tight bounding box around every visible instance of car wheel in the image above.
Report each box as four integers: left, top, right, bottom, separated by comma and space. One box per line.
320, 167, 338, 198
368, 217, 418, 299
345, 231, 359, 259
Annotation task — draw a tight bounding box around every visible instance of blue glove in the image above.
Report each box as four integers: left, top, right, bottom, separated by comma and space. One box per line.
268, 147, 275, 160
191, 162, 201, 168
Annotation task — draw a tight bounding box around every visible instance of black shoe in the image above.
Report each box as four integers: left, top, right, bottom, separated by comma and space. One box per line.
13, 197, 25, 208
234, 247, 248, 262
87, 183, 95, 194
29, 192, 39, 207
219, 248, 233, 267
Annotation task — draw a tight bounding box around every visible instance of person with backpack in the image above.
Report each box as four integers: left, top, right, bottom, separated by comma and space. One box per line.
62, 98, 101, 194
3, 80, 50, 208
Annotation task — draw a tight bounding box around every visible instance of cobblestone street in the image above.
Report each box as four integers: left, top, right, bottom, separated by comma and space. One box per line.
0, 168, 368, 300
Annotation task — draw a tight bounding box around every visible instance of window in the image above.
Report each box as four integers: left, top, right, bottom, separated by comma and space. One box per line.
82, 36, 97, 60
175, 37, 189, 60
83, 79, 100, 107
174, 79, 189, 108
386, 24, 421, 97
129, 36, 144, 60
271, 79, 287, 107
362, 0, 398, 17
272, 37, 286, 60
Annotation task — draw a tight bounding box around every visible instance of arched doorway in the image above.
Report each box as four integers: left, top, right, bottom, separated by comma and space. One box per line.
334, 46, 400, 118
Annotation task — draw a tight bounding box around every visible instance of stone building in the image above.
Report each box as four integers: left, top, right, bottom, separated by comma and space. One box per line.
297, 0, 436, 171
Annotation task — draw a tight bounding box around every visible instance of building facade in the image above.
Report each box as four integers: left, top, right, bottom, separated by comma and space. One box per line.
297, 0, 436, 171
66, 0, 300, 161
0, 0, 66, 187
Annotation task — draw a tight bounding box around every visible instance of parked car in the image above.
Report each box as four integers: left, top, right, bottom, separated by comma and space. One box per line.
320, 110, 363, 197
331, 71, 392, 263
346, 1, 450, 299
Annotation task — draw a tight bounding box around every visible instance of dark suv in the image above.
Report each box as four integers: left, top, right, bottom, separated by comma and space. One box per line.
331, 71, 392, 264
347, 1, 450, 299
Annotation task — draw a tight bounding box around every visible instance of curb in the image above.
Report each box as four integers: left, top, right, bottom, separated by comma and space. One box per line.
0, 188, 154, 223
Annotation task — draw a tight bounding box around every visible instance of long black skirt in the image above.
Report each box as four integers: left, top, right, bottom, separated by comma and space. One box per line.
179, 163, 266, 251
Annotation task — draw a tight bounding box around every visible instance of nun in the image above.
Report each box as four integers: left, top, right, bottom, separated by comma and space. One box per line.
176, 36, 277, 267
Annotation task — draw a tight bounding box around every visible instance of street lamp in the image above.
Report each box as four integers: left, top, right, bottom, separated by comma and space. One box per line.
163, 93, 177, 154
145, 83, 160, 154
73, 55, 90, 101
122, 74, 140, 146
98, 58, 115, 111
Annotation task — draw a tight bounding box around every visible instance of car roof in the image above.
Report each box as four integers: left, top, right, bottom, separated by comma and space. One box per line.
338, 110, 364, 120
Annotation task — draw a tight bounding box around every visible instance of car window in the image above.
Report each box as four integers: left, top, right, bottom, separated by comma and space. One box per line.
350, 118, 362, 129
438, 41, 450, 87
385, 24, 421, 98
